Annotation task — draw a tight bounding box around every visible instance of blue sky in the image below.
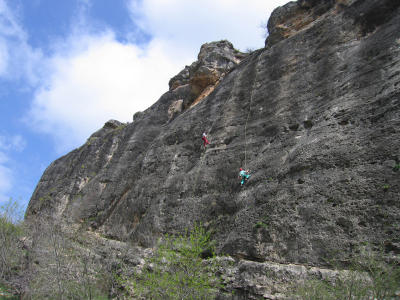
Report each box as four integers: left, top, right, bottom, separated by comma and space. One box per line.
0, 0, 288, 208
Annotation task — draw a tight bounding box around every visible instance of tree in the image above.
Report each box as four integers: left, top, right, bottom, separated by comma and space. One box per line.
293, 246, 400, 300
120, 224, 223, 300
26, 215, 110, 299
0, 199, 24, 295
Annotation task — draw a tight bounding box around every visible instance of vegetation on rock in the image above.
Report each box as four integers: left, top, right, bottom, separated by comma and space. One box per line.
118, 224, 224, 300
293, 247, 400, 300
0, 199, 24, 297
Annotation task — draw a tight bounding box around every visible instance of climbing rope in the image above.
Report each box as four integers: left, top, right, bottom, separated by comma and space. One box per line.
243, 52, 262, 171
203, 85, 234, 139
192, 52, 262, 194
204, 69, 232, 134
190, 67, 244, 197
244, 105, 251, 170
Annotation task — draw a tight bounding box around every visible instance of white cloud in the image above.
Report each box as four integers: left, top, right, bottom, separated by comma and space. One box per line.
0, 134, 26, 152
0, 151, 12, 203
0, 134, 27, 203
0, 135, 32, 204
0, 151, 8, 163
129, 0, 289, 53
0, 164, 11, 190
0, 0, 43, 83
0, 38, 9, 75
28, 32, 184, 153
10, 135, 26, 152
0, 134, 26, 202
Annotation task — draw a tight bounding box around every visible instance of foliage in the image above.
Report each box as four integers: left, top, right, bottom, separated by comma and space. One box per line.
0, 199, 24, 289
2, 201, 114, 299
293, 247, 400, 300
119, 224, 223, 300
26, 218, 110, 300
114, 124, 127, 132
254, 220, 268, 229
255, 216, 269, 229
245, 47, 255, 54
86, 136, 98, 145
0, 282, 20, 299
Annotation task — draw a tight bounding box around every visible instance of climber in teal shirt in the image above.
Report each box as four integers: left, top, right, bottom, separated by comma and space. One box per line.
238, 168, 251, 186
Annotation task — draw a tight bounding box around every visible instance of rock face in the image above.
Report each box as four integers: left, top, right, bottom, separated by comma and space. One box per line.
26, 0, 400, 297
265, 0, 337, 47
169, 40, 246, 109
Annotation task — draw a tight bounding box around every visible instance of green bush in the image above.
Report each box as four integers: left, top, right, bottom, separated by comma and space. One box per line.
293, 248, 400, 300
27, 222, 111, 300
0, 199, 24, 284
0, 283, 20, 299
254, 217, 269, 229
119, 224, 223, 300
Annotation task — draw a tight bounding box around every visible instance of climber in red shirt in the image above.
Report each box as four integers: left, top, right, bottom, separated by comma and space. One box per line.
202, 132, 210, 147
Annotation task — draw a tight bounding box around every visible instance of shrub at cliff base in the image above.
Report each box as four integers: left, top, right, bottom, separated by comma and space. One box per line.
26, 219, 110, 300
0, 199, 24, 297
0, 283, 19, 300
118, 224, 224, 300
293, 247, 400, 300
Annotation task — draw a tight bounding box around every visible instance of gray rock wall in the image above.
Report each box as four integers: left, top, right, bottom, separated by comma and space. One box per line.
27, 0, 400, 271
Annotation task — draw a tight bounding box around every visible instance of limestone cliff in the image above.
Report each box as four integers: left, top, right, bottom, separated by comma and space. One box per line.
26, 0, 400, 298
